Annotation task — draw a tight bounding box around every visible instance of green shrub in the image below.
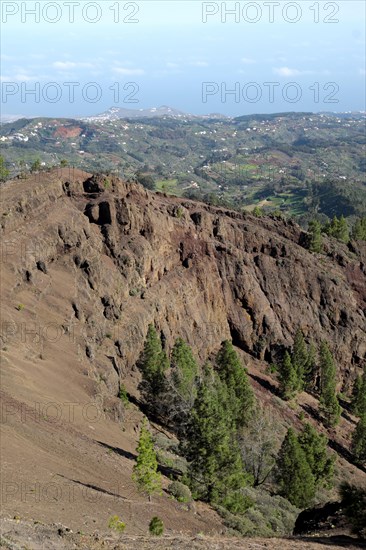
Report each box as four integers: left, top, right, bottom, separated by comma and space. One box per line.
176, 206, 184, 219
168, 480, 192, 503
252, 206, 263, 217
156, 450, 188, 475
149, 516, 164, 536
154, 433, 179, 453
222, 491, 253, 515
215, 487, 298, 537
340, 483, 366, 538
108, 515, 126, 533
119, 384, 129, 405
16, 304, 25, 311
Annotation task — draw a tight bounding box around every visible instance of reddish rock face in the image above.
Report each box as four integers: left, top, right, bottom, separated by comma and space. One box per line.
1, 169, 365, 395
53, 125, 83, 139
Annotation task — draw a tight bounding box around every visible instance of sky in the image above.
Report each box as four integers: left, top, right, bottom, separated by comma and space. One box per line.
1, 0, 365, 117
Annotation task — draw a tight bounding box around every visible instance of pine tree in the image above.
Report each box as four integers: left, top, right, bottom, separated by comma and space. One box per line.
352, 413, 366, 465
132, 420, 162, 500
276, 428, 315, 508
351, 217, 366, 241
292, 329, 308, 391
163, 338, 200, 431
330, 215, 340, 237
307, 220, 322, 253
298, 423, 335, 487
139, 324, 168, 396
324, 215, 349, 243
304, 341, 318, 391
319, 342, 341, 427
31, 158, 41, 173
216, 340, 254, 426
350, 366, 366, 417
170, 338, 199, 403
279, 351, 298, 400
337, 215, 349, 243
183, 371, 249, 510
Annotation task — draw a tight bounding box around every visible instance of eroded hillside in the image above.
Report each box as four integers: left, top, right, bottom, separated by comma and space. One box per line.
0, 168, 365, 541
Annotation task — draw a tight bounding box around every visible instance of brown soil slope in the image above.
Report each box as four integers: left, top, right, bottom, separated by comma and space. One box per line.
0, 169, 365, 540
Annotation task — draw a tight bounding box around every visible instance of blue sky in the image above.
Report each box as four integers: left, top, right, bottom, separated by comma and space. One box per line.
1, 1, 365, 116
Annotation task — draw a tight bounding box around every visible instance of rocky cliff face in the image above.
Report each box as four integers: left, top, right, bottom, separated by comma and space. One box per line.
1, 168, 365, 535
1, 169, 365, 403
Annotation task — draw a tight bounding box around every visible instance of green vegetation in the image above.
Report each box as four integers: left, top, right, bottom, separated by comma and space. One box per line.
276, 422, 334, 508
276, 428, 316, 508
167, 480, 192, 503
31, 158, 41, 173
119, 384, 129, 405
170, 338, 199, 408
278, 330, 318, 398
135, 327, 341, 528
351, 366, 366, 416
307, 220, 323, 253
323, 215, 349, 243
298, 423, 335, 486
279, 351, 298, 400
183, 368, 251, 512
214, 487, 298, 537
292, 329, 310, 391
216, 340, 254, 426
352, 413, 366, 465
278, 335, 341, 427
156, 178, 179, 194
352, 217, 366, 240
134, 319, 366, 536
175, 206, 184, 219
135, 171, 155, 190
139, 324, 168, 401
132, 420, 162, 500
252, 206, 263, 217
149, 516, 164, 536
340, 483, 366, 538
3, 113, 365, 220
108, 515, 126, 533
0, 155, 9, 182
319, 342, 341, 427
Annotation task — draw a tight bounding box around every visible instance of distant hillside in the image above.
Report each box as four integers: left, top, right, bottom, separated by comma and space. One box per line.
1, 112, 365, 220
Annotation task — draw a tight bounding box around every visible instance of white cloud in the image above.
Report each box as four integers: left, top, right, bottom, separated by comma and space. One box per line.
166, 62, 179, 69
0, 73, 37, 82
53, 61, 94, 69
273, 66, 302, 77
241, 57, 256, 65
189, 61, 209, 67
113, 67, 145, 75
359, 68, 366, 76
272, 67, 314, 77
